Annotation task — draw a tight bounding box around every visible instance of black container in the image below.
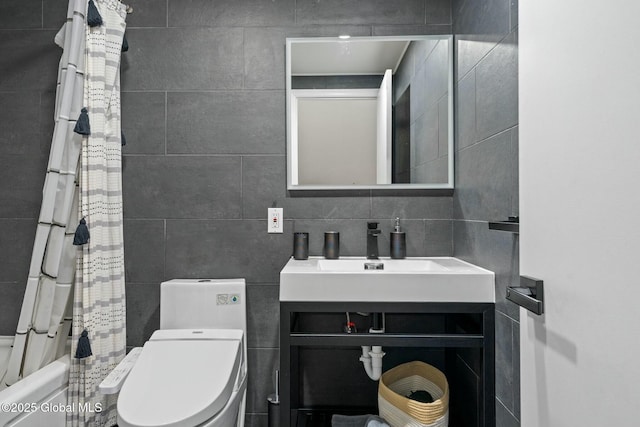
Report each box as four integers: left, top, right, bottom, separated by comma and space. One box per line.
293, 232, 309, 260
390, 231, 406, 259
323, 231, 340, 259
267, 369, 280, 427
267, 394, 280, 427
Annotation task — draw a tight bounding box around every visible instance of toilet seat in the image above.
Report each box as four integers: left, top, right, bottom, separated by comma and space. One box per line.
117, 329, 244, 427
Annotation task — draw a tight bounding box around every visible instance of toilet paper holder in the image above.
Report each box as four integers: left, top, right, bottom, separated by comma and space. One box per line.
507, 276, 544, 315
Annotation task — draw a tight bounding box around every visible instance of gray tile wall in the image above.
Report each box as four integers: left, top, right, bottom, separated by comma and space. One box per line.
394, 38, 451, 184
0, 1, 453, 425
452, 0, 520, 425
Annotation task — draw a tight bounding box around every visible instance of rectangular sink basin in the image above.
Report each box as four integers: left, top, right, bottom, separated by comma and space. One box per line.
280, 257, 495, 303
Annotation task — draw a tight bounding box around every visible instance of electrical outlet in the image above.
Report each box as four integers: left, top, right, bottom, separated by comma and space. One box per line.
268, 207, 283, 233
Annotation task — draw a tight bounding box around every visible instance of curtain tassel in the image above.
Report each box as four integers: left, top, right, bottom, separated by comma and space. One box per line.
73, 107, 91, 135
122, 34, 129, 52
75, 330, 93, 359
121, 130, 127, 146
87, 0, 103, 27
73, 218, 90, 246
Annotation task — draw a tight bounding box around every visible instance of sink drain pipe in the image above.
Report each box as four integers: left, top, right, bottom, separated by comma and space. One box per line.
360, 345, 385, 380
358, 312, 386, 380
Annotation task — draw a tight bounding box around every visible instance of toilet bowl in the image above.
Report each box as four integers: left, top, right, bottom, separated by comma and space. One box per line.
115, 279, 248, 427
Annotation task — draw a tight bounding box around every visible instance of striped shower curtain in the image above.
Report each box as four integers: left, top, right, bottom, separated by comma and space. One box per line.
3, 1, 127, 425
67, 0, 127, 425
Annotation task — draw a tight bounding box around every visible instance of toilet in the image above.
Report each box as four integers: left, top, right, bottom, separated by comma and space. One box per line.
116, 279, 248, 427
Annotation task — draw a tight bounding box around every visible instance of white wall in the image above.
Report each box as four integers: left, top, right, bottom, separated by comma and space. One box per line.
297, 98, 377, 185
519, 0, 640, 425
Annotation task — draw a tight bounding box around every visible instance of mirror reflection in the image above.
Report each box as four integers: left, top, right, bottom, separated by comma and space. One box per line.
286, 35, 454, 190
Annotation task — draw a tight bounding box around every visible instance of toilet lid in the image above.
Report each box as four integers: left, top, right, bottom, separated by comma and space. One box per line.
117, 330, 242, 427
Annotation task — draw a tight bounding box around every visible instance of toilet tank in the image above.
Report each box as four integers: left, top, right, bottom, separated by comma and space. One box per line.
160, 279, 247, 334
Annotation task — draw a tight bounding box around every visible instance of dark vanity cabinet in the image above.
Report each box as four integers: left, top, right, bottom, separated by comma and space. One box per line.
279, 301, 496, 427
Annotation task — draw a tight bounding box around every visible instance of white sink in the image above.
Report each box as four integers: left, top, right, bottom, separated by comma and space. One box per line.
317, 258, 448, 272
280, 256, 495, 303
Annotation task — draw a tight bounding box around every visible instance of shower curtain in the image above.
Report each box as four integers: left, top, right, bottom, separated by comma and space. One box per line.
2, 0, 127, 425
67, 0, 127, 425
2, 0, 84, 388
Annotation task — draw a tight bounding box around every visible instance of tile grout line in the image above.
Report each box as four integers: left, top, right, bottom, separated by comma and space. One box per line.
164, 91, 168, 156
458, 124, 519, 154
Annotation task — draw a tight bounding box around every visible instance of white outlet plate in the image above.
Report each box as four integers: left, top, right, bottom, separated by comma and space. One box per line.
268, 207, 283, 233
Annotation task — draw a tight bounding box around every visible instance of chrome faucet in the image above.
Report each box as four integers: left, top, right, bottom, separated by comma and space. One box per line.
366, 222, 381, 259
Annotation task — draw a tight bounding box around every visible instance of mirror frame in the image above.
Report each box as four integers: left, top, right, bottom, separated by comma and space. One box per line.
286, 35, 455, 191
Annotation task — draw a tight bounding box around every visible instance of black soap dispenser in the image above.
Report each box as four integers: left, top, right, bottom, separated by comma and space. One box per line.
390, 217, 406, 259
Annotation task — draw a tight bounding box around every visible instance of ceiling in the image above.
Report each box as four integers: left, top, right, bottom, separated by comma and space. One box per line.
291, 39, 410, 76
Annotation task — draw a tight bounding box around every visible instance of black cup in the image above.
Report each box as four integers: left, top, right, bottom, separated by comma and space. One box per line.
323, 231, 340, 259
293, 232, 309, 260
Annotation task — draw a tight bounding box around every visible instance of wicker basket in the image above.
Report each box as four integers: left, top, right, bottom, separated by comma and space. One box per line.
378, 361, 449, 427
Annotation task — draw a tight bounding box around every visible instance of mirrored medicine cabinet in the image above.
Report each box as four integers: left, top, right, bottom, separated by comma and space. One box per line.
286, 35, 454, 191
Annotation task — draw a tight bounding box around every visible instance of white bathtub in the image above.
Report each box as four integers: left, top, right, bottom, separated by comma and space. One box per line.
0, 336, 69, 427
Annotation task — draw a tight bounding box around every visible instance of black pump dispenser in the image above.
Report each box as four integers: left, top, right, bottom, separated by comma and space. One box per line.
390, 217, 406, 259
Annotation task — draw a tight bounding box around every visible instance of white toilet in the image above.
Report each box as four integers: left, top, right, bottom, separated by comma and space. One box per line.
116, 279, 248, 427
